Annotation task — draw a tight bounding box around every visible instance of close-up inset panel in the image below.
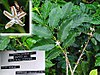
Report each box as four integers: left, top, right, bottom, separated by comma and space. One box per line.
0, 0, 31, 36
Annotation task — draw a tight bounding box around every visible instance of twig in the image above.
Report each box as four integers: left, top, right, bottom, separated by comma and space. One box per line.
72, 32, 93, 74
66, 63, 68, 75
65, 52, 69, 75
57, 31, 93, 75
59, 46, 73, 75
69, 64, 73, 75
16, 39, 26, 50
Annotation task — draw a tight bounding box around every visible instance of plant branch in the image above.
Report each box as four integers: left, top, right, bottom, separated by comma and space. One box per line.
59, 46, 73, 75
15, 39, 26, 50
57, 31, 93, 75
66, 62, 68, 75
72, 32, 93, 73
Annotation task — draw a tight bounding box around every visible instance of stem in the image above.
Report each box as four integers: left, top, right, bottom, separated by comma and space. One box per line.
58, 31, 93, 75
59, 46, 73, 75
66, 63, 68, 75
72, 33, 92, 74
16, 39, 25, 50
65, 52, 69, 75
69, 64, 73, 75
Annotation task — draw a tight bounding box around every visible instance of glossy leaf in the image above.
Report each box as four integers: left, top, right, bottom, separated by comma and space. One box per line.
58, 20, 74, 42
94, 33, 100, 42
61, 2, 73, 19
72, 14, 87, 28
26, 38, 37, 48
58, 14, 86, 42
95, 53, 100, 57
81, 61, 89, 75
46, 59, 54, 68
95, 57, 100, 66
89, 69, 97, 75
46, 48, 62, 60
90, 17, 100, 24
80, 3, 86, 13
0, 36, 10, 50
91, 38, 97, 45
32, 24, 53, 39
76, 64, 83, 75
48, 6, 62, 28
63, 32, 79, 48
41, 1, 52, 19
32, 12, 44, 24
32, 44, 55, 51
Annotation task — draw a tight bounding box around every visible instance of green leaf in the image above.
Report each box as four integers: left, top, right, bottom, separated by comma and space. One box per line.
86, 51, 93, 63
95, 53, 100, 57
32, 24, 53, 39
46, 48, 62, 60
0, 36, 10, 50
15, 25, 26, 33
34, 38, 54, 46
1, 0, 10, 12
32, 38, 55, 51
95, 57, 100, 66
76, 64, 83, 75
32, 12, 44, 24
80, 3, 86, 13
91, 38, 97, 45
41, 1, 52, 19
32, 44, 55, 51
26, 38, 37, 48
58, 14, 85, 42
94, 33, 100, 42
48, 6, 62, 28
32, 0, 40, 7
90, 17, 100, 25
72, 14, 87, 28
21, 36, 29, 42
26, 38, 36, 44
58, 20, 74, 42
63, 32, 79, 48
89, 69, 97, 75
46, 59, 54, 68
81, 61, 89, 75
61, 2, 73, 19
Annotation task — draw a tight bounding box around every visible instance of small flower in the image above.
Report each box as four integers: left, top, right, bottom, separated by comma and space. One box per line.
87, 32, 93, 36
55, 40, 60, 46
90, 27, 95, 32
3, 5, 26, 29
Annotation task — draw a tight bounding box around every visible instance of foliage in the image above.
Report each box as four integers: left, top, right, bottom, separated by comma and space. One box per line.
0, 36, 10, 50
0, 0, 100, 75
89, 69, 97, 75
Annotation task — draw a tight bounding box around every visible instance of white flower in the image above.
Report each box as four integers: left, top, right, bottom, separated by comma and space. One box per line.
3, 5, 26, 29
90, 27, 95, 32
87, 32, 93, 36
55, 40, 60, 46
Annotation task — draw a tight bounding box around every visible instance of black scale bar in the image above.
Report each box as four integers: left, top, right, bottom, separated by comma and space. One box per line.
14, 55, 31, 59
1, 65, 20, 69
16, 71, 45, 74
9, 52, 36, 56
8, 51, 36, 62
8, 57, 36, 62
